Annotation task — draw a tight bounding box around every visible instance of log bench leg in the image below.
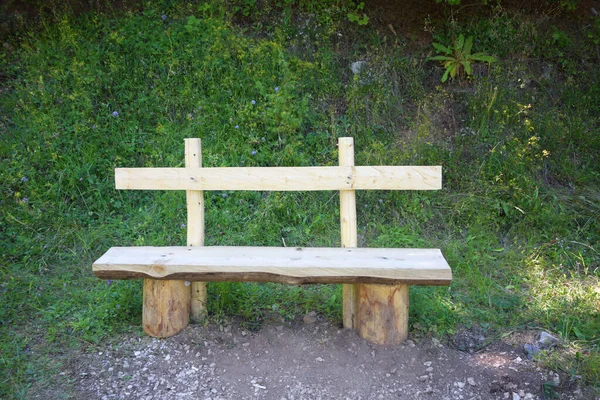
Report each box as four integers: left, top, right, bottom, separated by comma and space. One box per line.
356, 284, 409, 345
143, 279, 191, 338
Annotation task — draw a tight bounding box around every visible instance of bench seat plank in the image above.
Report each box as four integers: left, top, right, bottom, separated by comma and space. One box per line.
93, 246, 452, 285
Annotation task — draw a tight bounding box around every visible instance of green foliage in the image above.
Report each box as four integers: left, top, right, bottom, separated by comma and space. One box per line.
428, 34, 497, 82
225, 0, 353, 25
347, 2, 369, 26
465, 8, 538, 59
585, 17, 600, 47
554, 0, 580, 12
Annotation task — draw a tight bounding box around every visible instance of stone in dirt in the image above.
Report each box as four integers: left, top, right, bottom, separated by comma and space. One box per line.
351, 61, 367, 75
303, 311, 317, 324
452, 325, 486, 353
538, 331, 561, 349
523, 343, 540, 358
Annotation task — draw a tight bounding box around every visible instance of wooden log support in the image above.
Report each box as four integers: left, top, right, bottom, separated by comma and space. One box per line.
185, 138, 207, 322
356, 284, 409, 345
142, 279, 190, 338
339, 137, 358, 329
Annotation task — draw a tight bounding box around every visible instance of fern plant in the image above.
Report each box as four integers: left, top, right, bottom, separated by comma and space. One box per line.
428, 34, 497, 82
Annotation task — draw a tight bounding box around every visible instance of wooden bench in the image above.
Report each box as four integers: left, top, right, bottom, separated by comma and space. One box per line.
92, 137, 451, 345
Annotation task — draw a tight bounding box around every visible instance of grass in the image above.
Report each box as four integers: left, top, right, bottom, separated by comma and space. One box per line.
1, 0, 599, 397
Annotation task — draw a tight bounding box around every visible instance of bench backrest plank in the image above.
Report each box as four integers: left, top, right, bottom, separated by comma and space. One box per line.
115, 166, 442, 191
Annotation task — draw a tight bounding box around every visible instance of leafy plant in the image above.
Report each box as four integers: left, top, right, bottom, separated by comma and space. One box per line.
347, 1, 369, 25
427, 34, 497, 82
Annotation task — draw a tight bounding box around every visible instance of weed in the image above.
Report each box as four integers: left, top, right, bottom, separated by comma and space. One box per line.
428, 34, 497, 82
347, 2, 369, 26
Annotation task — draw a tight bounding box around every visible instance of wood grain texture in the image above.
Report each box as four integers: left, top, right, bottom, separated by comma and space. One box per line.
142, 279, 190, 338
356, 284, 409, 345
339, 137, 358, 329
93, 246, 452, 285
185, 138, 207, 322
115, 166, 442, 191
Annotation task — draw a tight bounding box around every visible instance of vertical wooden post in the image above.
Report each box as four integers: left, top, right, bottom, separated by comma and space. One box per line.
339, 137, 358, 329
339, 137, 409, 345
185, 138, 207, 322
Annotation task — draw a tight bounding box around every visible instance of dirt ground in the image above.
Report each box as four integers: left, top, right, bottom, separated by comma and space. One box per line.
28, 318, 598, 400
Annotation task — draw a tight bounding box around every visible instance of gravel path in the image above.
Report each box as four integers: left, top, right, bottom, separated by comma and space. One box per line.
29, 321, 595, 399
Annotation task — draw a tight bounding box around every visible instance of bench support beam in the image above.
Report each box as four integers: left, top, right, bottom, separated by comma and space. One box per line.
357, 284, 409, 345
142, 279, 190, 338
